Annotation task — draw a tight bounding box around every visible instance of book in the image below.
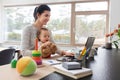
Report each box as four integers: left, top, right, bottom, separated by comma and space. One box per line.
53, 64, 92, 79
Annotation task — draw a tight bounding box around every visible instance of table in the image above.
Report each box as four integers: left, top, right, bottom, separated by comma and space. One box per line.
0, 54, 60, 80
87, 47, 120, 80
0, 64, 55, 80
41, 47, 120, 80
1, 47, 120, 80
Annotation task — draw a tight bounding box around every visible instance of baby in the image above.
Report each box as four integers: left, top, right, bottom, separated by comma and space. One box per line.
37, 27, 57, 58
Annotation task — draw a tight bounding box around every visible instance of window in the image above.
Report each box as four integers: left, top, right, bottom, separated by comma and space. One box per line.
75, 1, 108, 45
75, 15, 106, 44
75, 1, 108, 11
4, 4, 71, 44
4, 6, 35, 41
3, 0, 109, 46
48, 4, 71, 44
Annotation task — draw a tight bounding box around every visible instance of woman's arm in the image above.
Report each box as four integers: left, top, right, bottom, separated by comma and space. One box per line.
21, 26, 33, 56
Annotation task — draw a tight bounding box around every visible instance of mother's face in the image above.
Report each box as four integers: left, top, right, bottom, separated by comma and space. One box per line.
37, 10, 50, 25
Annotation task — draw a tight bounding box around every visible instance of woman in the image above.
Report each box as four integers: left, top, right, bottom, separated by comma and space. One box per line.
21, 4, 74, 56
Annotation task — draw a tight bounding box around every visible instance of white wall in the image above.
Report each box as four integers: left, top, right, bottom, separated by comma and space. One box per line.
2, 0, 36, 6
0, 1, 1, 42
0, 1, 1, 28
2, 0, 81, 6
0, 0, 4, 42
109, 0, 120, 30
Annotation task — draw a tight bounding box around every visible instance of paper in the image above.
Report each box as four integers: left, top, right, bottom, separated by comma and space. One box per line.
43, 60, 61, 65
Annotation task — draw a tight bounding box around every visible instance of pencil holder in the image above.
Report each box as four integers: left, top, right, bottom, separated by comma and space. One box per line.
105, 42, 112, 49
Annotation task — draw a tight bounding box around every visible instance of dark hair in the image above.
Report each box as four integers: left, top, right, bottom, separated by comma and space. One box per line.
36, 27, 49, 41
33, 4, 51, 21
33, 7, 38, 21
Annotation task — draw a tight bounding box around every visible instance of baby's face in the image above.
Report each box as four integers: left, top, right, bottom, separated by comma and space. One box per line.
39, 30, 50, 43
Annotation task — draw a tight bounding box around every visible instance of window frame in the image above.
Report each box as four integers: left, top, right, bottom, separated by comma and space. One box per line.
2, 0, 109, 47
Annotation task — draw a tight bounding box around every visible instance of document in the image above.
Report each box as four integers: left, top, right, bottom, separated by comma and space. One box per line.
43, 60, 61, 65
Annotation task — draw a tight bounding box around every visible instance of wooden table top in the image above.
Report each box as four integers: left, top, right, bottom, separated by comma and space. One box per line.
0, 54, 61, 80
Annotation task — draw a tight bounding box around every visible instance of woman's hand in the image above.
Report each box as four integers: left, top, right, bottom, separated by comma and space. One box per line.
62, 50, 74, 56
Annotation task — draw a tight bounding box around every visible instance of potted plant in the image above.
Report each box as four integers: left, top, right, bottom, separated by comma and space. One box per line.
105, 24, 120, 49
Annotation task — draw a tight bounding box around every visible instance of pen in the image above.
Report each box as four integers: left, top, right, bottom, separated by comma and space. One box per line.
78, 47, 86, 60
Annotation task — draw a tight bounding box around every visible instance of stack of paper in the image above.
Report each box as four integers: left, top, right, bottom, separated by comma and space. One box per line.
53, 64, 92, 79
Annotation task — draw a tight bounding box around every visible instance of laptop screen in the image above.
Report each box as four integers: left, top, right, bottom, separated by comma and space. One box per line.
85, 37, 95, 57
85, 37, 95, 49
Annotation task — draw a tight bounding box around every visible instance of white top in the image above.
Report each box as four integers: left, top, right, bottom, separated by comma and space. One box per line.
21, 24, 62, 56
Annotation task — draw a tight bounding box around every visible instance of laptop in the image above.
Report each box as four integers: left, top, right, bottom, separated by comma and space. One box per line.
84, 37, 95, 58
56, 37, 95, 61
73, 37, 95, 59
85, 37, 95, 49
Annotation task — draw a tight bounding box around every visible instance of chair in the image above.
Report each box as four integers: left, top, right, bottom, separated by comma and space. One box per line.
0, 48, 15, 66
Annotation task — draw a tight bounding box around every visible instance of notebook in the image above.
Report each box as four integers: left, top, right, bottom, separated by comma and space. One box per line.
53, 64, 92, 79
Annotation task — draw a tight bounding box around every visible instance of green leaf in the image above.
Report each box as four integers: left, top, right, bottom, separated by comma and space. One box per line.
113, 41, 118, 49
114, 41, 119, 43
117, 29, 120, 38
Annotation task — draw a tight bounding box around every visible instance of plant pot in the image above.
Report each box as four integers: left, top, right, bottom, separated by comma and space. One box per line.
105, 42, 112, 49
